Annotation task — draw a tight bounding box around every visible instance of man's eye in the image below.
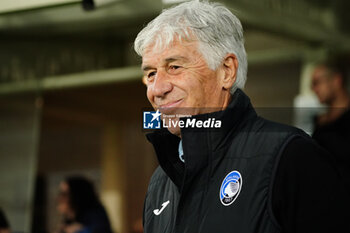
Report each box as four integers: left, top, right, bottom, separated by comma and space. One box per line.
170, 65, 181, 70
148, 71, 156, 78
168, 65, 182, 74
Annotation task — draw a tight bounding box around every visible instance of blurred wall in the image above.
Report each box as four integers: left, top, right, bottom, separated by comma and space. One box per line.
245, 61, 302, 125
0, 94, 41, 233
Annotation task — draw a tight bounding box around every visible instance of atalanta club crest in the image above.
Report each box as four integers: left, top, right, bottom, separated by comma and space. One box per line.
220, 171, 242, 206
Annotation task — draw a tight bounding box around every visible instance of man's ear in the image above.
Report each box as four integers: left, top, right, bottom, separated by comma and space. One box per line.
221, 53, 238, 90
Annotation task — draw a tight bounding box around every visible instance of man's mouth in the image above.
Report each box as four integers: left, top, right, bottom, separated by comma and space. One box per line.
158, 99, 183, 112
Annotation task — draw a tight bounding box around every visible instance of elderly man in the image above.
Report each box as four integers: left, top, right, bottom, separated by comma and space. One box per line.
134, 1, 349, 233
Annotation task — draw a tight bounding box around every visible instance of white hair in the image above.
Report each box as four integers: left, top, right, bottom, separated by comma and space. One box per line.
134, 0, 247, 94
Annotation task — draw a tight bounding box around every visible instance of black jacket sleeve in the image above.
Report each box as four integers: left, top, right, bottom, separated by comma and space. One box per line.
272, 137, 350, 233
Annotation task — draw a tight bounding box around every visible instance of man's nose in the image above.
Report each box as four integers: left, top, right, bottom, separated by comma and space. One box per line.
150, 70, 173, 97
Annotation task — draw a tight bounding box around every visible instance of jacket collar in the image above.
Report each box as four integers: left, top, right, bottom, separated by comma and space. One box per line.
146, 89, 257, 189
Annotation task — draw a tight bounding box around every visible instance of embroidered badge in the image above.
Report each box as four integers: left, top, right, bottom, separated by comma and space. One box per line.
220, 170, 242, 206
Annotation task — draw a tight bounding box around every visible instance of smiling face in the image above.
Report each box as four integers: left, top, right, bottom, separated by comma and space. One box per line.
142, 40, 236, 136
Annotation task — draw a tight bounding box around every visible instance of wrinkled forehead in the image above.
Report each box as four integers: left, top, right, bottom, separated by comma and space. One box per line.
142, 37, 200, 63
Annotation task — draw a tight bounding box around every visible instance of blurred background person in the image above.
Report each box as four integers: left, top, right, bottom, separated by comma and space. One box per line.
56, 176, 112, 233
311, 58, 350, 188
0, 208, 10, 233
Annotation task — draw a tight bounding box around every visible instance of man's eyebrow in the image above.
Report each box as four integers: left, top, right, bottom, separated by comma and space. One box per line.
165, 56, 187, 63
142, 56, 187, 71
142, 65, 153, 71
